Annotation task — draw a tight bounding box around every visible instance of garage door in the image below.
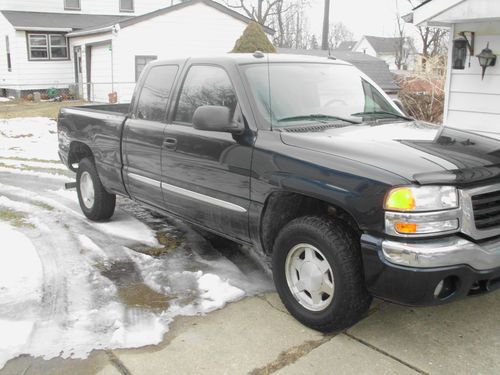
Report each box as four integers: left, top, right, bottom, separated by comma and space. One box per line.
90, 43, 112, 102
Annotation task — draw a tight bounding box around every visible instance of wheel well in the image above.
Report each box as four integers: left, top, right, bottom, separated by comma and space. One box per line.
68, 141, 93, 171
260, 192, 360, 255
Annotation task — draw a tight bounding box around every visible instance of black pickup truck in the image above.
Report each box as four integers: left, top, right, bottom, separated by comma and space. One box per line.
58, 54, 500, 332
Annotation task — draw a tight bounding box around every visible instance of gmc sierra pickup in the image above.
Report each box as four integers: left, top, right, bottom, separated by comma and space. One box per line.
58, 54, 500, 332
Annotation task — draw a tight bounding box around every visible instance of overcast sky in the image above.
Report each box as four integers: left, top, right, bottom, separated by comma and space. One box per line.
307, 0, 416, 40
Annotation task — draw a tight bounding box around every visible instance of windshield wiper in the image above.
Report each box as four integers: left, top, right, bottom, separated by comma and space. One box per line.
351, 111, 413, 121
277, 114, 361, 124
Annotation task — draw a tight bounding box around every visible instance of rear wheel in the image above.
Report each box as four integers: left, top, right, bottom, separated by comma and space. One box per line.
272, 215, 372, 332
76, 157, 116, 221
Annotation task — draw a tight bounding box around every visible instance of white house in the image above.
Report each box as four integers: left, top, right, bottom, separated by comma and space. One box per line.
0, 0, 273, 101
410, 0, 500, 132
352, 35, 417, 71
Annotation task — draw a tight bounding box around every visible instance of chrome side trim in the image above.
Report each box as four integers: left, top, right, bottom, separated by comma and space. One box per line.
161, 182, 247, 213
128, 172, 161, 189
381, 236, 500, 270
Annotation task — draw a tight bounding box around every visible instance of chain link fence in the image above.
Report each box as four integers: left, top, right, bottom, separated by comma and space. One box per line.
1, 82, 136, 104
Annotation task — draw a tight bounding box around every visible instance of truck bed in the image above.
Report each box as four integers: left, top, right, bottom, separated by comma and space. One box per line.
57, 103, 131, 196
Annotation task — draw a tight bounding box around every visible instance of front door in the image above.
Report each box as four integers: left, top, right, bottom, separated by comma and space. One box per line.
162, 64, 253, 241
123, 64, 179, 208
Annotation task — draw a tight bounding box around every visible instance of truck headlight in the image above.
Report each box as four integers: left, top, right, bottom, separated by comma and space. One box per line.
384, 186, 458, 212
384, 186, 460, 236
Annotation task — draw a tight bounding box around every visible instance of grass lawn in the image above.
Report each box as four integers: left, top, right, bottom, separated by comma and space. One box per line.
0, 100, 88, 119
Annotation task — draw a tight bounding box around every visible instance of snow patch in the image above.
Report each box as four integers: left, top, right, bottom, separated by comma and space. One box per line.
91, 211, 159, 247
0, 223, 43, 369
0, 117, 59, 161
197, 273, 245, 312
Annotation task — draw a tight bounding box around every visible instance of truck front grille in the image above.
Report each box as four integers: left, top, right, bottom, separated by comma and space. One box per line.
471, 190, 500, 229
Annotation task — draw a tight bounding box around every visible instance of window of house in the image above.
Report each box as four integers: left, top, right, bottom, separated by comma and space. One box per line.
5, 36, 11, 72
135, 65, 179, 122
64, 0, 81, 10
120, 0, 134, 12
174, 65, 238, 124
28, 33, 68, 60
135, 55, 157, 81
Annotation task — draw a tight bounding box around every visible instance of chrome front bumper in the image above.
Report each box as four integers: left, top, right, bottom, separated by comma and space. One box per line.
382, 235, 500, 271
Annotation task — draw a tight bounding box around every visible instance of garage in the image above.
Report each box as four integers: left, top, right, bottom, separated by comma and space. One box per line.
89, 42, 113, 102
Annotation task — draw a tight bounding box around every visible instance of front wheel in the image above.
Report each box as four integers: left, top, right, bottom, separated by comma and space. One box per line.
272, 216, 372, 332
76, 157, 116, 221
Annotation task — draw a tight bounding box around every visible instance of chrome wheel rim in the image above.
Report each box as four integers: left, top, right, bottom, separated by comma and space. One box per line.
285, 243, 334, 312
80, 171, 95, 209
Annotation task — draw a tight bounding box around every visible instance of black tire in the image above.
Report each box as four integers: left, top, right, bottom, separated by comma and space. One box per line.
76, 157, 116, 221
272, 215, 372, 332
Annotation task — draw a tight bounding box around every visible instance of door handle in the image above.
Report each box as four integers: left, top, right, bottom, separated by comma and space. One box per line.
164, 138, 177, 149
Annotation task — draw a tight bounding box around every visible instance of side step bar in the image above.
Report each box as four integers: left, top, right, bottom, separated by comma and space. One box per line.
65, 182, 77, 190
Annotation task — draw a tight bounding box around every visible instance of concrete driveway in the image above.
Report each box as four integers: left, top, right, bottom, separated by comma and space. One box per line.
2, 290, 499, 375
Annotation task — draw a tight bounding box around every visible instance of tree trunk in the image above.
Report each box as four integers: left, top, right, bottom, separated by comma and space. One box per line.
321, 0, 330, 50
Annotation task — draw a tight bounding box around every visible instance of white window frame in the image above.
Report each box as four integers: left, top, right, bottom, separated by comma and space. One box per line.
28, 33, 68, 61
49, 34, 69, 60
120, 0, 134, 12
64, 0, 81, 10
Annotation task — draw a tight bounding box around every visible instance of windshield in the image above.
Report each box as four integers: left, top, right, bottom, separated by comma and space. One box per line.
242, 63, 403, 127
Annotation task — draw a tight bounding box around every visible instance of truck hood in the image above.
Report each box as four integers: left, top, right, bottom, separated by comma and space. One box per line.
280, 121, 500, 185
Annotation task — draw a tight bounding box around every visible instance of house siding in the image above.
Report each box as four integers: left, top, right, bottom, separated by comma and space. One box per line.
8, 31, 74, 89
0, 0, 174, 16
0, 12, 18, 94
445, 21, 500, 131
353, 38, 376, 56
72, 2, 260, 102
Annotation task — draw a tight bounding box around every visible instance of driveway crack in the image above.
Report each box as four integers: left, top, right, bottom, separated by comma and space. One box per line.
343, 332, 429, 374
106, 350, 132, 375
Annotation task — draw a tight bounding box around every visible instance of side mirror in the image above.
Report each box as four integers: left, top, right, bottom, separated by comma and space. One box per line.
192, 105, 244, 134
392, 98, 408, 115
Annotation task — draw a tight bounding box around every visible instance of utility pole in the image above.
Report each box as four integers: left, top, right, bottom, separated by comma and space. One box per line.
321, 0, 330, 50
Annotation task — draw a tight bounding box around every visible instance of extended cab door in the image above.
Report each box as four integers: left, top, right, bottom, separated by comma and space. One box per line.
161, 64, 253, 241
123, 64, 179, 208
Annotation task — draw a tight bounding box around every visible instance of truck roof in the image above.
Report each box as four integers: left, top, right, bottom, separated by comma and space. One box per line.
149, 53, 353, 67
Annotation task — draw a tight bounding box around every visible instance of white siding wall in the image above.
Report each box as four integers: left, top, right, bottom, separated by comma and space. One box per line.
72, 2, 261, 102
352, 38, 376, 56
445, 21, 500, 131
9, 31, 74, 89
0, 0, 175, 16
0, 12, 17, 89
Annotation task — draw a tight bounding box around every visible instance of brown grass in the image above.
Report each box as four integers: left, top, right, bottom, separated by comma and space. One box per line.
0, 100, 87, 119
0, 207, 35, 228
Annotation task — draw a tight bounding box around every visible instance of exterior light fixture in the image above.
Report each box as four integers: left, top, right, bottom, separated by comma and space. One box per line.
477, 42, 497, 79
452, 32, 475, 69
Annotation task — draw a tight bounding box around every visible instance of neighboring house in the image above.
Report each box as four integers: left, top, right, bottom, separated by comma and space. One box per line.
278, 48, 400, 96
0, 0, 273, 101
352, 35, 417, 71
409, 0, 500, 132
336, 41, 357, 51
414, 53, 447, 77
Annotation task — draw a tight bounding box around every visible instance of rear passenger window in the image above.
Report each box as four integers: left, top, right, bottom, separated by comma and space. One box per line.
135, 65, 178, 122
174, 65, 237, 124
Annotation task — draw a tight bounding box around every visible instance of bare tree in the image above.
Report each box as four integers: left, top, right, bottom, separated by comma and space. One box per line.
407, 0, 449, 70
328, 22, 354, 49
270, 0, 311, 49
394, 5, 408, 70
225, 0, 282, 25
321, 0, 330, 50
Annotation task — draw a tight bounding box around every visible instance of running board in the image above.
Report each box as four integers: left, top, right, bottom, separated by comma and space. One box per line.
65, 182, 77, 190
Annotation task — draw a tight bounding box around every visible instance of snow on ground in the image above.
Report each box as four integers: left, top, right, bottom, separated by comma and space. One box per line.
0, 117, 59, 161
0, 117, 273, 369
0, 223, 43, 368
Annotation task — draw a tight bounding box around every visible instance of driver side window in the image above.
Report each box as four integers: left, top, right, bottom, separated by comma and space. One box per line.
174, 65, 238, 124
